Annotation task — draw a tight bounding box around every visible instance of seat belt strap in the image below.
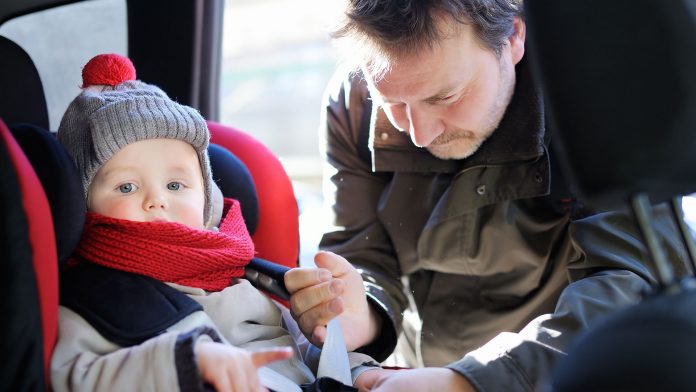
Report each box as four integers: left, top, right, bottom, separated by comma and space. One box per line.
317, 318, 352, 385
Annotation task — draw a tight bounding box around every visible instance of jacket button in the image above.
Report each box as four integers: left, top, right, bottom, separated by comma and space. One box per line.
380, 132, 389, 140
534, 172, 544, 183
476, 184, 486, 195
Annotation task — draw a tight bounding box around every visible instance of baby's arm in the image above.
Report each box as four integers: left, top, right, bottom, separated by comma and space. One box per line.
51, 306, 291, 392
52, 307, 195, 391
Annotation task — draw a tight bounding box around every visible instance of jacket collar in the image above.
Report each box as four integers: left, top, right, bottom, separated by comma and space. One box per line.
370, 58, 545, 173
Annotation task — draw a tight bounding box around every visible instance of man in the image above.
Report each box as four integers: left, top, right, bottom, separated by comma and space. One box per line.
285, 0, 685, 390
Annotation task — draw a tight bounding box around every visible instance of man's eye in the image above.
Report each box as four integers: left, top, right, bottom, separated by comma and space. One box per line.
435, 95, 457, 105
118, 183, 135, 193
167, 182, 182, 191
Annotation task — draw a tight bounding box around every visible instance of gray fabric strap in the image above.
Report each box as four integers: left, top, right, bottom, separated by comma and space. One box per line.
246, 262, 353, 389
256, 319, 351, 391
317, 318, 352, 385
258, 367, 302, 392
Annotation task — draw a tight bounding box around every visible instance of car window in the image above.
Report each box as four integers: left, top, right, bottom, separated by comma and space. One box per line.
0, 0, 127, 131
221, 0, 342, 265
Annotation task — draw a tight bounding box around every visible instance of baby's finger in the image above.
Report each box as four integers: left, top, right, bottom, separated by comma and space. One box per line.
244, 360, 261, 392
226, 361, 251, 392
250, 347, 294, 368
211, 368, 233, 392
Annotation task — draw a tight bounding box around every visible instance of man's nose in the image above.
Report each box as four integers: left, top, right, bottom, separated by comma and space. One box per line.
407, 106, 444, 147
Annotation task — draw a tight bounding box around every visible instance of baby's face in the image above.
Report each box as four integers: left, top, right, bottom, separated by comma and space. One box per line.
88, 139, 206, 229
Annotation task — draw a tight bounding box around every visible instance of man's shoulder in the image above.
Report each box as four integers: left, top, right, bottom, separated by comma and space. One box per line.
323, 66, 373, 160
325, 65, 370, 109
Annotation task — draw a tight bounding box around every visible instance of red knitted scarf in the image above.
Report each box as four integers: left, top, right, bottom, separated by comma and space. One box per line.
73, 198, 255, 291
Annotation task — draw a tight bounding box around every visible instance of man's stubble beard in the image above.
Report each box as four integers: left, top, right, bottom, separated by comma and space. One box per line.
426, 61, 516, 160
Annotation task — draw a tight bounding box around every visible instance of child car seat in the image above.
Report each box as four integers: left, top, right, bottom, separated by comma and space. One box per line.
0, 39, 300, 391
0, 119, 58, 391
0, 36, 49, 130
1, 116, 301, 389
208, 121, 299, 268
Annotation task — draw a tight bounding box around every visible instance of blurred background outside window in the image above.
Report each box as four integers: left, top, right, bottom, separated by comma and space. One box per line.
221, 0, 343, 265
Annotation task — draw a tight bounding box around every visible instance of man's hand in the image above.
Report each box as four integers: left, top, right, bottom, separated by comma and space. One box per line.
354, 367, 477, 392
284, 251, 380, 350
195, 341, 293, 392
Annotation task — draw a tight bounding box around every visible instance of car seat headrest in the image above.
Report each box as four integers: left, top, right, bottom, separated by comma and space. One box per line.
208, 143, 259, 235
526, 0, 696, 209
0, 37, 49, 130
9, 123, 85, 267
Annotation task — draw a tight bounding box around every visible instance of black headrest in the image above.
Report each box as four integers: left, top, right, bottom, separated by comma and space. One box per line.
0, 37, 49, 130
526, 0, 696, 209
551, 289, 696, 392
208, 143, 259, 235
9, 123, 84, 266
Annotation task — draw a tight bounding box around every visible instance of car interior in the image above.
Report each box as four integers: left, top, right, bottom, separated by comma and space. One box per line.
4, 0, 696, 391
1, 0, 300, 390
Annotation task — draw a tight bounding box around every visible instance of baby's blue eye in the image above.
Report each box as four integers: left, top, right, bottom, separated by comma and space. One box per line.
118, 183, 134, 193
167, 182, 181, 191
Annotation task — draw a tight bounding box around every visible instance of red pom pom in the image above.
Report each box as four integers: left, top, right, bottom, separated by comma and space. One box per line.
81, 54, 136, 88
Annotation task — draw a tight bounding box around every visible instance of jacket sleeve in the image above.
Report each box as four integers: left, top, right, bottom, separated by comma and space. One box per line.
51, 306, 216, 392
445, 205, 689, 392
317, 68, 407, 361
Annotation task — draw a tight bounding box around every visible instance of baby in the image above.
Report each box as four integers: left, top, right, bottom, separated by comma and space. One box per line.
50, 54, 377, 392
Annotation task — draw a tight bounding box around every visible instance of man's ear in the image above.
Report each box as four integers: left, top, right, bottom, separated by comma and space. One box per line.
510, 17, 526, 65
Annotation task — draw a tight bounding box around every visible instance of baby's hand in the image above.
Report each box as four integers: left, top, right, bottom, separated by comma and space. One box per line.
195, 341, 293, 392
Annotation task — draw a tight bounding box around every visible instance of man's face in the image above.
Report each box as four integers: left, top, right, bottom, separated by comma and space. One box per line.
365, 17, 526, 160
87, 138, 206, 229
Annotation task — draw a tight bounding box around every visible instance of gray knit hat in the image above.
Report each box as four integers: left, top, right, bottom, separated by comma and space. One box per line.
57, 54, 214, 226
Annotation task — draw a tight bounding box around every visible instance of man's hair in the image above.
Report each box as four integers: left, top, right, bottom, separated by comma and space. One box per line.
332, 0, 523, 73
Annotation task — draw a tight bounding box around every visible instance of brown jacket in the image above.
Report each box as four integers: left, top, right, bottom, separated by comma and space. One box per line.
318, 61, 687, 391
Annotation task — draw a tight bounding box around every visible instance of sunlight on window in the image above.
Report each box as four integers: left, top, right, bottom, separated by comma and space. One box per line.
221, 0, 343, 265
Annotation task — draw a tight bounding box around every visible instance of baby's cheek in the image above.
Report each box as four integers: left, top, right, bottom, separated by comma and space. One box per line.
93, 198, 143, 221
177, 200, 206, 229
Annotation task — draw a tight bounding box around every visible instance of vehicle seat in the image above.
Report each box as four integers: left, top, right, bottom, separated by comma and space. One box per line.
526, 1, 696, 391
0, 119, 57, 391
0, 36, 49, 130
1, 40, 299, 392
208, 121, 299, 268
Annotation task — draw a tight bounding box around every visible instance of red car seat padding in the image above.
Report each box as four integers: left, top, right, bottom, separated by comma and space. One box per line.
208, 121, 299, 268
0, 118, 57, 387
